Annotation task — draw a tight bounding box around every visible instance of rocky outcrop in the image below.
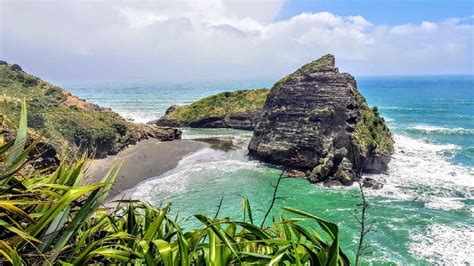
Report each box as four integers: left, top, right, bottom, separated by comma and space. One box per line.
11, 64, 22, 71
188, 111, 261, 130
129, 124, 182, 143
149, 89, 269, 130
248, 54, 394, 185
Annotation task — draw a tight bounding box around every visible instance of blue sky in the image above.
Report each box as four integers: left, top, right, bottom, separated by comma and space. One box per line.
0, 0, 473, 82
278, 0, 474, 25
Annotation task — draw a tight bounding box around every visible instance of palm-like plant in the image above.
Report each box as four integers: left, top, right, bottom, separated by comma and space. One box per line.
0, 101, 349, 265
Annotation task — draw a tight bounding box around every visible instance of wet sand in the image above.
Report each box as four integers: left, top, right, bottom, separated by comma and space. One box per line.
86, 139, 208, 197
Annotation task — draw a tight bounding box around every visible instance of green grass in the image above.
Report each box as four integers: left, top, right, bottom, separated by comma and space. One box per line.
0, 64, 131, 158
274, 54, 335, 88
354, 106, 394, 154
167, 89, 269, 123
0, 102, 350, 265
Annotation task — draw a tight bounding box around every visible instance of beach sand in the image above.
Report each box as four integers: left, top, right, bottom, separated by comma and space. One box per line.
86, 139, 208, 197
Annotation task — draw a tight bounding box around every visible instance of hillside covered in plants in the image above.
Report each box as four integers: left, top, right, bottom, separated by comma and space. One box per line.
0, 62, 181, 160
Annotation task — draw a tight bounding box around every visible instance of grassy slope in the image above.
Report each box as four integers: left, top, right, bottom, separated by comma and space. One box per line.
167, 88, 269, 123
0, 64, 131, 157
355, 106, 394, 155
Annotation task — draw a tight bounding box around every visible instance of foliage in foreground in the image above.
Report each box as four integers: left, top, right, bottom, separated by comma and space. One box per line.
0, 102, 349, 265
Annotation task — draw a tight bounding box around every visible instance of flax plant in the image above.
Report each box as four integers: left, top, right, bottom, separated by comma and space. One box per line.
0, 101, 349, 265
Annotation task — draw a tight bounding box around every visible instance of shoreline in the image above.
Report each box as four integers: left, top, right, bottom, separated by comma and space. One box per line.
85, 138, 209, 198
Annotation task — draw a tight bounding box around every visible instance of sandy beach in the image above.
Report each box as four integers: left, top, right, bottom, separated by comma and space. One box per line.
86, 139, 208, 197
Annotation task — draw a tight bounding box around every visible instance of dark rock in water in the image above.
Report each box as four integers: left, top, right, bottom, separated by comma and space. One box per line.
0, 60, 7, 65
323, 180, 343, 187
11, 64, 22, 71
248, 54, 394, 185
362, 177, 384, 190
287, 169, 306, 178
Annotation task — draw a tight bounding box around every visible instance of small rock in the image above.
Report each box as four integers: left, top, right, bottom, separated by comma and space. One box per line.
165, 105, 179, 115
323, 180, 343, 187
0, 60, 7, 65
11, 64, 22, 71
362, 177, 384, 190
287, 169, 306, 178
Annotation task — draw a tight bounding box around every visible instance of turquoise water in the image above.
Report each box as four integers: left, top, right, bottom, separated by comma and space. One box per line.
63, 76, 473, 265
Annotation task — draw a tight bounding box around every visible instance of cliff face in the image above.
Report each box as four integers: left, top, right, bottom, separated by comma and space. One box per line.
248, 55, 393, 186
150, 89, 269, 130
0, 62, 181, 163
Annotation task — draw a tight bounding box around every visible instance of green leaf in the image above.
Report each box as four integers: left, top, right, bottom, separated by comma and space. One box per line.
5, 99, 27, 169
283, 207, 339, 241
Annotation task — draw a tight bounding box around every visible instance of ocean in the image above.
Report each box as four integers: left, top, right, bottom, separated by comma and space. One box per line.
62, 75, 473, 265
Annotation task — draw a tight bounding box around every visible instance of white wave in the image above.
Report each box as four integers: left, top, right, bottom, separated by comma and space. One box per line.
409, 223, 474, 265
181, 128, 253, 140
111, 109, 163, 123
366, 134, 473, 211
424, 197, 465, 211
130, 147, 262, 203
407, 125, 474, 135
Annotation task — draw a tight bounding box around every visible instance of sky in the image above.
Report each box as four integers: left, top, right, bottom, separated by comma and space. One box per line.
0, 0, 473, 82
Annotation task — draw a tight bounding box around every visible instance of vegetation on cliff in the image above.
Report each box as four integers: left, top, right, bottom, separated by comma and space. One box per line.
165, 88, 269, 123
354, 106, 394, 155
0, 63, 179, 159
0, 104, 349, 265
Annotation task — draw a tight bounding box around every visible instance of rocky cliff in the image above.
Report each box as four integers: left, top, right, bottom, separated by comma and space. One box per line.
0, 61, 181, 164
248, 55, 393, 186
150, 89, 269, 130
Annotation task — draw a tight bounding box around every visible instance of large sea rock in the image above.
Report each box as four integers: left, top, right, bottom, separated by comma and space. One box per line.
248, 54, 394, 185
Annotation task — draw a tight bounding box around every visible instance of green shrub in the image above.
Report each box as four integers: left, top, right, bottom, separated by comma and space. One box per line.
167, 88, 269, 123
355, 106, 394, 154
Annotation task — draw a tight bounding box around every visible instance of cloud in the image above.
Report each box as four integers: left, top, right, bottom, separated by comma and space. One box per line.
0, 0, 472, 82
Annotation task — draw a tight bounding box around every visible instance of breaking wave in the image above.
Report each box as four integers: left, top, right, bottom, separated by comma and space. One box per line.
366, 134, 473, 212
409, 223, 474, 265
406, 125, 474, 136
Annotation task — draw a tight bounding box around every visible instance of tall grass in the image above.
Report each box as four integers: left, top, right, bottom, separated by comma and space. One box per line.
0, 101, 349, 265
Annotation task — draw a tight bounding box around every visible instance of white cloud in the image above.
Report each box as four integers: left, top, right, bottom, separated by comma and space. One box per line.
0, 0, 472, 82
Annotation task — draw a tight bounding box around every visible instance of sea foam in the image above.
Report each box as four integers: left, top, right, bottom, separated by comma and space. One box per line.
366, 134, 473, 212
409, 223, 474, 265
130, 147, 262, 203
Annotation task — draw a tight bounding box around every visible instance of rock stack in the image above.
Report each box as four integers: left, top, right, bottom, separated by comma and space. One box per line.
248, 54, 393, 186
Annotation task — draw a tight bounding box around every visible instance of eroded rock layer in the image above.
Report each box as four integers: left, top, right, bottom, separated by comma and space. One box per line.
248, 54, 393, 185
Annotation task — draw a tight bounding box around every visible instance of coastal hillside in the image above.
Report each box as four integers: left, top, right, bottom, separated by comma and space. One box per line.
0, 61, 181, 160
150, 88, 269, 130
249, 54, 394, 186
